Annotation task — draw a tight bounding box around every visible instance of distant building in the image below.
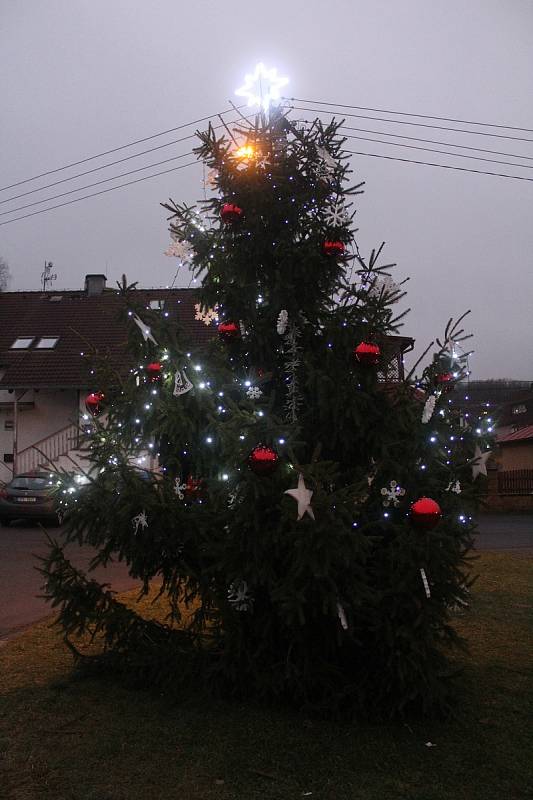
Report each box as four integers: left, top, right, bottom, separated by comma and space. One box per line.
0, 275, 413, 482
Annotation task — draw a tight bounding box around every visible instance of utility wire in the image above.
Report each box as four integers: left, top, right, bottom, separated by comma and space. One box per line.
0, 150, 195, 217
0, 105, 246, 193
336, 124, 533, 162
0, 160, 198, 227
291, 105, 533, 144
340, 133, 533, 170
344, 149, 533, 182
0, 114, 252, 206
285, 96, 533, 133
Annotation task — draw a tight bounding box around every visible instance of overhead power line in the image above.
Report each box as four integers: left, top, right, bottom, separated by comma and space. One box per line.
290, 105, 533, 144
337, 124, 533, 162
344, 149, 533, 182
0, 105, 246, 193
285, 96, 533, 133
0, 150, 196, 217
0, 113, 253, 207
0, 160, 198, 227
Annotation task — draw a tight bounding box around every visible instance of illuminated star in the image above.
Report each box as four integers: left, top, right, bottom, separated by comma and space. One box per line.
472, 445, 491, 479
235, 63, 289, 112
284, 473, 315, 521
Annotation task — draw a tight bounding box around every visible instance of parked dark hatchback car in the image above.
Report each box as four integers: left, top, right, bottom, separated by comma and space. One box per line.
0, 473, 60, 526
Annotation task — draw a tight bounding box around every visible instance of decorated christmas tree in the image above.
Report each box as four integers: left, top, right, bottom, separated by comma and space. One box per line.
42, 98, 492, 717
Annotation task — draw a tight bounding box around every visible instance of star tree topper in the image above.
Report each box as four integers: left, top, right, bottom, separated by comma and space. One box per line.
284, 473, 315, 521
235, 62, 289, 112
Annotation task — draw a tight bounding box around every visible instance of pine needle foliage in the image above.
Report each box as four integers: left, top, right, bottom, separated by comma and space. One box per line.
41, 111, 492, 718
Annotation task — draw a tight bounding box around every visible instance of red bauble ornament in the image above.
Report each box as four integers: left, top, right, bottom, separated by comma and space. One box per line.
217, 321, 241, 341
410, 497, 442, 531
184, 477, 207, 502
322, 240, 346, 258
220, 203, 244, 224
435, 372, 454, 392
354, 341, 381, 366
146, 362, 163, 382
247, 445, 279, 476
85, 391, 105, 416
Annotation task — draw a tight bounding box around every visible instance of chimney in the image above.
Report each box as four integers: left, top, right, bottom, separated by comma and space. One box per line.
84, 274, 106, 296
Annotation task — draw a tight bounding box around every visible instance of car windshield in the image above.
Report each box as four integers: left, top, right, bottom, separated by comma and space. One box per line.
9, 477, 50, 490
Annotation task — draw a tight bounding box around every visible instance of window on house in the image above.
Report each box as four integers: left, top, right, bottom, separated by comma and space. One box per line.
35, 337, 59, 349
10, 338, 34, 349
512, 404, 527, 415
4, 420, 13, 431
3, 453, 13, 463
149, 299, 163, 311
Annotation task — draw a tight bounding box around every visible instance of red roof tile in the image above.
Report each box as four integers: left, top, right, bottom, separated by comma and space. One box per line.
0, 288, 214, 388
497, 425, 533, 443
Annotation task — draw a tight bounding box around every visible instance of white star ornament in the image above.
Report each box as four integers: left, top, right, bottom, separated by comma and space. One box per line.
472, 445, 491, 479
284, 473, 315, 521
235, 63, 289, 112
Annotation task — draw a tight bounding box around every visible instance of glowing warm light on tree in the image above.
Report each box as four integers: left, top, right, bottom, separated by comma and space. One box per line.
234, 144, 256, 159
235, 62, 289, 112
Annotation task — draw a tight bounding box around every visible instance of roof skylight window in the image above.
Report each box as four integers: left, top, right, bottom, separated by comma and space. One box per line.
36, 337, 59, 349
10, 337, 34, 349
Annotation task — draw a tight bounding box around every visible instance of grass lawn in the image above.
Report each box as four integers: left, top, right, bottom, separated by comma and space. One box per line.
1, 551, 532, 800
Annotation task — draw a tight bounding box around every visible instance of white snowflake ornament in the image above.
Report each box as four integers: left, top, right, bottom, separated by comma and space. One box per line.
246, 386, 263, 400
380, 480, 406, 507
194, 303, 219, 326
228, 580, 253, 611
323, 200, 349, 228
174, 478, 187, 500
164, 240, 193, 261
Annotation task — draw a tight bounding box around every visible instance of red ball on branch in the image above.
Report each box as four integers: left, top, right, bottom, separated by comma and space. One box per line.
410, 497, 442, 531
217, 321, 241, 341
184, 477, 207, 502
247, 445, 279, 476
354, 342, 381, 366
322, 240, 346, 258
435, 372, 454, 392
220, 203, 244, 224
146, 362, 163, 382
85, 391, 105, 416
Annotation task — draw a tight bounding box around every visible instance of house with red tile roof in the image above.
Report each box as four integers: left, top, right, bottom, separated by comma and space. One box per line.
0, 274, 413, 483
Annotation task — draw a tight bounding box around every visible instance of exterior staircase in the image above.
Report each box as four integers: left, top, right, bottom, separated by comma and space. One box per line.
16, 423, 91, 476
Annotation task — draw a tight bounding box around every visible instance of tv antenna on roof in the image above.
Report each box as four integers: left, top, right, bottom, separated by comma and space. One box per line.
41, 260, 57, 292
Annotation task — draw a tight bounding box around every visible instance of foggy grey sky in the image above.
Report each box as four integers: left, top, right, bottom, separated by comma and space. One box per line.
1, 0, 532, 380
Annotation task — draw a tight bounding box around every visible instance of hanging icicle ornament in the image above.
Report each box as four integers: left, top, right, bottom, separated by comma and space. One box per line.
420, 568, 431, 598
132, 313, 158, 345
131, 510, 149, 534
173, 369, 193, 397
194, 303, 219, 326
284, 323, 302, 423
421, 394, 437, 424
276, 309, 289, 335
380, 480, 406, 507
336, 602, 348, 630
227, 580, 253, 611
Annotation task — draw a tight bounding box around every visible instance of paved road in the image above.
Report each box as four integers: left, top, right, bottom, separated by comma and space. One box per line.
1, 515, 531, 642
0, 522, 138, 641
